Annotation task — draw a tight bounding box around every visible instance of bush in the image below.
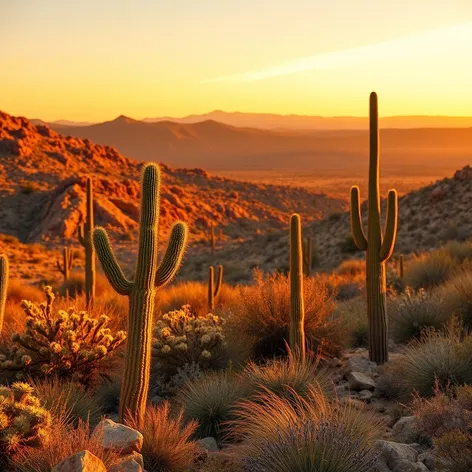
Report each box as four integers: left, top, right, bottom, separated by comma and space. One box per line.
434, 430, 472, 472
242, 356, 332, 403
440, 271, 472, 331
388, 288, 449, 343
130, 402, 198, 472
229, 387, 382, 472
0, 286, 126, 386
177, 371, 252, 441
0, 382, 51, 466
378, 320, 472, 399
229, 270, 344, 360
336, 259, 365, 277
339, 236, 362, 254
31, 377, 102, 427
336, 297, 368, 348
152, 362, 204, 399
405, 250, 455, 290
151, 305, 229, 383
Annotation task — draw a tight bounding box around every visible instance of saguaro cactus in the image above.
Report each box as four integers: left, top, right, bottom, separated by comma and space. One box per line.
289, 214, 306, 360
208, 265, 223, 311
350, 92, 398, 364
78, 178, 96, 306
0, 254, 8, 333
303, 231, 313, 276
210, 223, 215, 255
56, 247, 74, 283
93, 163, 188, 428
399, 254, 404, 279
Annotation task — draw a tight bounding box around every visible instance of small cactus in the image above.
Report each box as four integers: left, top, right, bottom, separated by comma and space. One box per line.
78, 177, 96, 306
208, 265, 223, 311
56, 247, 74, 299
289, 214, 306, 360
303, 231, 313, 276
93, 163, 188, 428
350, 92, 398, 364
0, 382, 52, 457
0, 254, 8, 333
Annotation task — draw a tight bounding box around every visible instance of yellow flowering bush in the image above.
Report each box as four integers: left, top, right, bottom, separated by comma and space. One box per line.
0, 286, 126, 385
151, 305, 229, 381
0, 382, 51, 462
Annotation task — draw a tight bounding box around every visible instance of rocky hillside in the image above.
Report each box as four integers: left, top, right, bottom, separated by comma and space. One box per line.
0, 110, 345, 249
184, 165, 472, 281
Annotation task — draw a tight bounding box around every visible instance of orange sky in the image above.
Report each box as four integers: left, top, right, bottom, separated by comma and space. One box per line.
1, 1, 472, 121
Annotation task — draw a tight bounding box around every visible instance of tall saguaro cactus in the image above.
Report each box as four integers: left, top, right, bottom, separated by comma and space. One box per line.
289, 214, 306, 360
303, 231, 313, 276
208, 265, 223, 311
0, 254, 8, 333
93, 163, 188, 428
78, 178, 96, 306
350, 92, 398, 364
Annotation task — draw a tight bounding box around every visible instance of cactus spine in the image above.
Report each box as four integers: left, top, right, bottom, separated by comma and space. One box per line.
93, 163, 188, 428
350, 92, 398, 364
289, 214, 306, 360
303, 231, 313, 276
208, 265, 223, 311
78, 178, 96, 306
0, 254, 8, 333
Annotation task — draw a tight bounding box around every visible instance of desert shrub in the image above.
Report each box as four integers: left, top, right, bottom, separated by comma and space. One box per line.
151, 305, 229, 383
376, 361, 409, 400
0, 286, 126, 386
95, 375, 122, 414
177, 371, 252, 441
336, 297, 368, 348
242, 356, 332, 403
155, 281, 240, 317
339, 235, 362, 254
412, 384, 472, 472
441, 240, 472, 263
12, 419, 122, 472
336, 259, 365, 277
230, 269, 344, 360
388, 287, 449, 343
440, 271, 472, 331
152, 362, 204, 399
6, 280, 44, 304
0, 382, 51, 467
130, 402, 198, 472
229, 387, 382, 472
405, 250, 455, 290
379, 320, 472, 399
336, 282, 362, 301
31, 377, 102, 427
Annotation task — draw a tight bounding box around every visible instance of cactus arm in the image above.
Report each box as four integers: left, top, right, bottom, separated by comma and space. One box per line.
93, 228, 133, 295
155, 222, 188, 288
56, 259, 62, 273
214, 265, 223, 297
0, 254, 8, 333
380, 189, 398, 262
350, 186, 368, 250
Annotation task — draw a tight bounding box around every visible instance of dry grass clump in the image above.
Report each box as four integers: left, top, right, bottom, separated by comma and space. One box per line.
229, 269, 344, 360
154, 281, 240, 317
130, 402, 198, 472
388, 287, 449, 343
11, 419, 122, 472
440, 270, 472, 331
335, 297, 368, 348
229, 387, 382, 472
404, 250, 455, 290
335, 259, 365, 277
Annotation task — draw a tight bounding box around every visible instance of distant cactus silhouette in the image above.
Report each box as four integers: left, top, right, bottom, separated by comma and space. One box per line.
208, 265, 223, 311
78, 178, 96, 306
399, 254, 404, 279
0, 254, 8, 333
350, 92, 398, 364
289, 214, 306, 360
303, 231, 313, 276
93, 163, 188, 428
210, 223, 216, 255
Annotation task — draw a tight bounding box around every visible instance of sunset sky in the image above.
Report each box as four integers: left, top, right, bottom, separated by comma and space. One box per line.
1, 0, 472, 121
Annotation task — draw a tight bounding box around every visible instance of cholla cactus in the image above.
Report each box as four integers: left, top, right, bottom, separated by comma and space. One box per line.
0, 286, 126, 384
151, 305, 227, 381
0, 382, 51, 456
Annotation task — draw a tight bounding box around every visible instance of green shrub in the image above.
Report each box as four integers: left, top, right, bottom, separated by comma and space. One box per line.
405, 251, 455, 290
151, 305, 229, 383
230, 387, 382, 472
229, 270, 344, 361
0, 286, 126, 386
177, 371, 251, 441
440, 271, 472, 331
388, 288, 449, 343
130, 402, 198, 472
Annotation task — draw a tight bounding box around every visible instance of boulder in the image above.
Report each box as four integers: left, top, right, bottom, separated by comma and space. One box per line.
52, 450, 106, 472
348, 372, 377, 390
359, 390, 374, 402
373, 441, 430, 472
92, 419, 143, 454
343, 355, 377, 376
109, 458, 143, 472
197, 437, 219, 452
392, 417, 420, 444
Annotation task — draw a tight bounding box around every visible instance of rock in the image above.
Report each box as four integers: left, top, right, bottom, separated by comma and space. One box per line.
117, 452, 144, 469
418, 451, 435, 470
197, 437, 219, 452
348, 371, 377, 390
329, 357, 342, 368
373, 440, 430, 472
392, 417, 419, 444
359, 389, 373, 401
52, 450, 107, 472
344, 355, 377, 376
109, 458, 143, 472
92, 419, 143, 454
